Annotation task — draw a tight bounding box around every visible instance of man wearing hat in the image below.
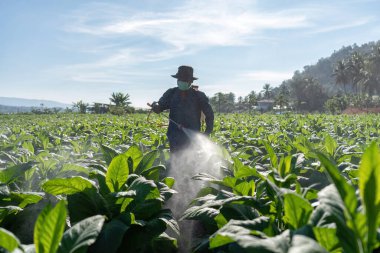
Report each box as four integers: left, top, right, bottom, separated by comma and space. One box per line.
151, 65, 214, 152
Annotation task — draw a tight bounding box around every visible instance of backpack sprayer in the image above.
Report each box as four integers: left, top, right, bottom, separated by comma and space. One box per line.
147, 102, 184, 130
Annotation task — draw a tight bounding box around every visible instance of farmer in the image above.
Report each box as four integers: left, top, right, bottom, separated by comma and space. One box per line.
151, 65, 214, 152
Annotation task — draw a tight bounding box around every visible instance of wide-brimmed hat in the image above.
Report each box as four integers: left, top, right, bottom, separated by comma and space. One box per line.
171, 65, 198, 81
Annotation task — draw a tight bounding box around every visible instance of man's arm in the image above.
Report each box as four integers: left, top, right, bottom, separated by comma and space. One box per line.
158, 88, 175, 111
152, 88, 175, 113
198, 92, 214, 135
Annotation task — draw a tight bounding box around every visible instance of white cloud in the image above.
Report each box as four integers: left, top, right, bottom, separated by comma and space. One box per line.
65, 1, 309, 52
308, 17, 374, 34
59, 1, 310, 84
59, 0, 376, 87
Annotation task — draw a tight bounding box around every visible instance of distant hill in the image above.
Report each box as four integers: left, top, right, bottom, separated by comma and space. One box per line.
291, 40, 380, 93
0, 97, 70, 114
0, 104, 34, 114
0, 97, 70, 108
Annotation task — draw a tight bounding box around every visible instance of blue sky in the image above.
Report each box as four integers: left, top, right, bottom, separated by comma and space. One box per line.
1, 0, 379, 108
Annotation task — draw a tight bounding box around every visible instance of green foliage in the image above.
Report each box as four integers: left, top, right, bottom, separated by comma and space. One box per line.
42, 176, 95, 195
72, 100, 89, 114
0, 162, 34, 184
57, 215, 105, 253
0, 228, 20, 252
106, 155, 129, 192
324, 95, 348, 114
40, 146, 176, 253
358, 142, 380, 251
34, 201, 67, 253
283, 193, 313, 230
1, 113, 380, 253
0, 202, 105, 253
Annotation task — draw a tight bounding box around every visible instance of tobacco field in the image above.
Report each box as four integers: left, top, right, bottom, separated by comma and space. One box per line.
0, 113, 380, 253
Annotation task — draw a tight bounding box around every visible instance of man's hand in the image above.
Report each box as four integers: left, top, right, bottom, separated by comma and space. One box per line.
151, 102, 161, 114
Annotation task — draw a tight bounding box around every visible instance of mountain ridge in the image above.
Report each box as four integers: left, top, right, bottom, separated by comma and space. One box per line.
0, 97, 70, 108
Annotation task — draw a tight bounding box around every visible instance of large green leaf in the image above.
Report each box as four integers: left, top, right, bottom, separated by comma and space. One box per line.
210, 217, 272, 249
0, 162, 33, 184
0, 227, 20, 252
313, 227, 341, 252
124, 176, 162, 219
10, 192, 44, 208
310, 185, 359, 253
162, 177, 175, 189
218, 204, 262, 229
22, 141, 35, 154
57, 215, 105, 253
156, 181, 176, 202
233, 180, 255, 196
134, 150, 158, 175
283, 193, 313, 230
183, 195, 270, 222
154, 209, 179, 236
59, 164, 90, 176
101, 144, 119, 165
210, 228, 291, 252
316, 152, 357, 215
34, 200, 67, 253
288, 235, 328, 253
122, 145, 143, 172
233, 157, 263, 179
106, 155, 129, 192
358, 142, 380, 251
192, 173, 227, 187
90, 213, 135, 253
128, 176, 160, 202
182, 205, 219, 221
67, 189, 109, 224
263, 141, 278, 169
150, 233, 178, 253
141, 165, 165, 181
89, 169, 109, 196
42, 176, 96, 195
324, 134, 337, 157
277, 155, 294, 178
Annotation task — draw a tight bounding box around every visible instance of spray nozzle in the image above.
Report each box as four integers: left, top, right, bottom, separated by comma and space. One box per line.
168, 118, 184, 130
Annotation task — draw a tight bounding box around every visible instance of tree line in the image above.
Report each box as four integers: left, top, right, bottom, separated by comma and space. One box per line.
209, 41, 380, 113
71, 92, 135, 115
27, 40, 380, 115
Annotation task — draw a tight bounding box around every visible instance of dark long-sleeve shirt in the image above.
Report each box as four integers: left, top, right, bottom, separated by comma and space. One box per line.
158, 87, 214, 150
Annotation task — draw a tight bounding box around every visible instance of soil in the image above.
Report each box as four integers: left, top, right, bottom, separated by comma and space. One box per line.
342, 107, 380, 114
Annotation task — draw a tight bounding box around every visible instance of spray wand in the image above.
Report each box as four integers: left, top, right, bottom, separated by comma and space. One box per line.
147, 102, 184, 130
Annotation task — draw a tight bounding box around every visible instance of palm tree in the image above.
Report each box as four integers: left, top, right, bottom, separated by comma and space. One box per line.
332, 60, 349, 94
244, 91, 257, 112
72, 100, 89, 114
288, 71, 306, 110
262, 83, 272, 99
347, 52, 365, 95
110, 92, 131, 108
367, 45, 380, 95
209, 92, 237, 113
275, 94, 289, 113
275, 84, 290, 112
